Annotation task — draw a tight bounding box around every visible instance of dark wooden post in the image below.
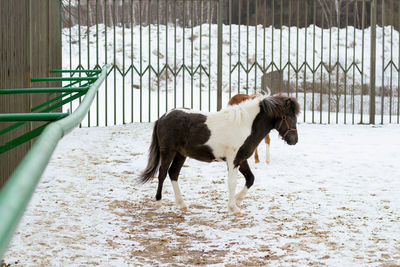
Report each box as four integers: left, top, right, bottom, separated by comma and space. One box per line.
0, 0, 61, 188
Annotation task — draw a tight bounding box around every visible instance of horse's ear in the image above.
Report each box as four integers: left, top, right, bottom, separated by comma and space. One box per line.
285, 98, 292, 110
285, 97, 300, 115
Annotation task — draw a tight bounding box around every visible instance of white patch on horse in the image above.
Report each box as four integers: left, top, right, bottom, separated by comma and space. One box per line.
205, 97, 262, 160
202, 97, 262, 215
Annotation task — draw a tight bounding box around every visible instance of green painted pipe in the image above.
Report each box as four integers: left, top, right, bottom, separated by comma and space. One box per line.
31, 77, 97, 82
0, 124, 50, 155
0, 65, 109, 259
0, 113, 69, 122
50, 69, 101, 73
0, 87, 89, 94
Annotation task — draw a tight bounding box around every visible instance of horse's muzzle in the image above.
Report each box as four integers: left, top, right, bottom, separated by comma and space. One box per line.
285, 132, 298, 145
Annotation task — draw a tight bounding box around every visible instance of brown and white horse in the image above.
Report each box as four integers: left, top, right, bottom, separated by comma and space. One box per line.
228, 93, 271, 164
139, 95, 300, 215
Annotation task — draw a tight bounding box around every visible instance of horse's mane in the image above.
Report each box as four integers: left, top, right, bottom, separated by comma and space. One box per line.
220, 96, 264, 124
262, 94, 300, 117
207, 94, 299, 125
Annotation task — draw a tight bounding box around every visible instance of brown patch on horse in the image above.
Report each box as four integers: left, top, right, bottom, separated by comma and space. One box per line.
265, 135, 271, 145
228, 93, 262, 106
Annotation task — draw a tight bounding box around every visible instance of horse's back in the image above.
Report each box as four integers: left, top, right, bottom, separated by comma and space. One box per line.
158, 109, 208, 139
156, 109, 215, 161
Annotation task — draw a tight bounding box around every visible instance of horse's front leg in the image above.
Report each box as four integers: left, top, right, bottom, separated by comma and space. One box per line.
254, 147, 260, 163
236, 160, 254, 206
227, 160, 241, 215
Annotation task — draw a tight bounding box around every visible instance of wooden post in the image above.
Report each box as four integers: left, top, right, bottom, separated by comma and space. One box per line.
0, 0, 61, 188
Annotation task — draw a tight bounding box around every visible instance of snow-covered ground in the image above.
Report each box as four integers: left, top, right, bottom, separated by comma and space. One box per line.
3, 122, 400, 266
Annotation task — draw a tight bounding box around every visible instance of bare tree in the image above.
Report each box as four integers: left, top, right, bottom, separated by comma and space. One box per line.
317, 0, 358, 26
317, 0, 330, 26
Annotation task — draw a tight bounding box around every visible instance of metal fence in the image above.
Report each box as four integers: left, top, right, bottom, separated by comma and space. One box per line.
0, 65, 108, 259
62, 0, 400, 125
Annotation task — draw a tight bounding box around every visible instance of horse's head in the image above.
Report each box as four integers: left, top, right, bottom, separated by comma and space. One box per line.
260, 95, 300, 145
261, 95, 300, 145
274, 97, 300, 145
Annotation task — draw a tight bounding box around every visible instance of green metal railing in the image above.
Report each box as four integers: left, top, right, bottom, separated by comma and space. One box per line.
0, 71, 98, 154
62, 0, 399, 126
0, 65, 109, 259
0, 113, 69, 122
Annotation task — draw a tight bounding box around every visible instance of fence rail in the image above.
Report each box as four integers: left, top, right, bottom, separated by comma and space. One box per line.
62, 0, 400, 126
0, 65, 109, 259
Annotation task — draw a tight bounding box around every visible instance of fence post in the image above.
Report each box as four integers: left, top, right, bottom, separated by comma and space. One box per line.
369, 0, 376, 124
217, 0, 223, 111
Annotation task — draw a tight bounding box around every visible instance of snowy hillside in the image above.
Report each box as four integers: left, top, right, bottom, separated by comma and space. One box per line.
62, 24, 400, 125
63, 24, 399, 90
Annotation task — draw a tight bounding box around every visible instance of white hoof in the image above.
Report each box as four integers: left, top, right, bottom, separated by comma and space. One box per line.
179, 206, 188, 211
234, 211, 244, 217
228, 203, 241, 214
235, 187, 248, 207
176, 201, 188, 211
235, 197, 243, 207
155, 200, 162, 209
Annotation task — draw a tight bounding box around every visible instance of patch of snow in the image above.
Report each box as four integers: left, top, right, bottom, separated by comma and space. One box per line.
3, 123, 400, 265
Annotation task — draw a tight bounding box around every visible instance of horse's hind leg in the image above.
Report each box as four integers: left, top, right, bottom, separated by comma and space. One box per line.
254, 147, 260, 163
236, 160, 254, 206
265, 134, 271, 164
168, 152, 187, 211
155, 149, 176, 208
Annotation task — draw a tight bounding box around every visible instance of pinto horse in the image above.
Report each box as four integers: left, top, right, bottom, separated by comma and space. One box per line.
139, 95, 300, 215
228, 93, 271, 164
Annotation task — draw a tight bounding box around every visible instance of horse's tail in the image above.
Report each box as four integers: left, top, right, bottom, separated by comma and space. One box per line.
138, 120, 160, 184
